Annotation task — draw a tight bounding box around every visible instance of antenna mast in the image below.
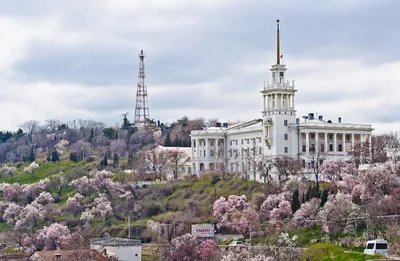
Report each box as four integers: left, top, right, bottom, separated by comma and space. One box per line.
134, 50, 150, 127
276, 19, 281, 65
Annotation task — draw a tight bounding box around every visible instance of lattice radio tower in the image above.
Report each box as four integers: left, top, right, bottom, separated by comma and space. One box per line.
134, 50, 150, 127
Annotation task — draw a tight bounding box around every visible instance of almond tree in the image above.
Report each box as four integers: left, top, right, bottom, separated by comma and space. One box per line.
319, 192, 360, 240
36, 223, 71, 250
213, 195, 259, 237
292, 198, 320, 229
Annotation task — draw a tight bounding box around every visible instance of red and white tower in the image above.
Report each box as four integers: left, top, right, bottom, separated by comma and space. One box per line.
134, 50, 150, 127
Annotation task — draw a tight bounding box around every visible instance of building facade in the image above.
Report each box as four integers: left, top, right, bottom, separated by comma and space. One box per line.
190, 20, 373, 180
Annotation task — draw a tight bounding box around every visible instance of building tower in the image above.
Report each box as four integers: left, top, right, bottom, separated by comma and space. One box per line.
134, 50, 150, 127
261, 20, 297, 156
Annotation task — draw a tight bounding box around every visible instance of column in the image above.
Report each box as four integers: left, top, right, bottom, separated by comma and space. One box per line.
369, 134, 372, 154
351, 133, 355, 150
205, 138, 209, 158
292, 94, 295, 109
191, 140, 194, 160
305, 132, 309, 155
299, 132, 303, 154
333, 133, 337, 152
286, 95, 290, 109
360, 134, 363, 149
263, 95, 266, 111
274, 94, 277, 109
196, 139, 199, 159
342, 133, 346, 152
324, 133, 328, 153
315, 132, 319, 153
280, 94, 284, 108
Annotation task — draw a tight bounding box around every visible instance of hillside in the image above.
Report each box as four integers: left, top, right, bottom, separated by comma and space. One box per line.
0, 158, 264, 240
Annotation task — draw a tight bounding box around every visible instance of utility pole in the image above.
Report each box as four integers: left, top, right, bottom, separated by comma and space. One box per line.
134, 50, 150, 127
128, 216, 131, 239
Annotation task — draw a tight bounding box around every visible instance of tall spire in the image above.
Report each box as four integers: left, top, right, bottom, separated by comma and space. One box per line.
276, 19, 280, 65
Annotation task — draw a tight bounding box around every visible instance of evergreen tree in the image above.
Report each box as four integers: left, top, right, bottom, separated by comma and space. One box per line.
310, 183, 320, 199
306, 185, 312, 201
69, 152, 79, 162
122, 114, 132, 130
301, 192, 306, 204
101, 154, 108, 168
113, 153, 119, 168
320, 189, 329, 207
291, 189, 301, 213
165, 132, 172, 146
88, 128, 94, 143
51, 150, 60, 162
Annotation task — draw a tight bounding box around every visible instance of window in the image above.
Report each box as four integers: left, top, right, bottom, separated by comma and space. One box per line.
236, 140, 238, 145
284, 134, 288, 140
367, 243, 374, 250
376, 243, 387, 250
284, 120, 288, 126
302, 145, 306, 152
210, 141, 214, 146
311, 133, 315, 139
247, 139, 249, 144
338, 144, 342, 152
329, 144, 333, 151
193, 141, 196, 147
329, 134, 333, 140
241, 139, 243, 145
280, 72, 284, 77
210, 150, 214, 157
284, 147, 288, 153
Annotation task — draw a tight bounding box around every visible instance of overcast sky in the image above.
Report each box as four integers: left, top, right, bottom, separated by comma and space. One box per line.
0, 0, 399, 133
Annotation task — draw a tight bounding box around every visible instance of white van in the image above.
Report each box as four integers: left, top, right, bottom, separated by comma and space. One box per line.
363, 239, 388, 257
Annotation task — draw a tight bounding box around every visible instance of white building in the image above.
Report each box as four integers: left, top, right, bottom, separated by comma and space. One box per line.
190, 20, 373, 180
90, 238, 141, 261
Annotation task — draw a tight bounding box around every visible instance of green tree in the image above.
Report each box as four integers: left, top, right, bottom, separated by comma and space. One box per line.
291, 189, 301, 213
51, 150, 60, 162
103, 127, 117, 140
306, 185, 312, 202
165, 132, 172, 146
320, 189, 329, 207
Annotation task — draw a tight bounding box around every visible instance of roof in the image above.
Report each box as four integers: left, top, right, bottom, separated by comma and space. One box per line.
90, 237, 141, 247
367, 239, 388, 243
32, 249, 107, 261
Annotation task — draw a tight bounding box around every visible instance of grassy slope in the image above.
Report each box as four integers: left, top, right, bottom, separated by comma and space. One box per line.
303, 243, 387, 261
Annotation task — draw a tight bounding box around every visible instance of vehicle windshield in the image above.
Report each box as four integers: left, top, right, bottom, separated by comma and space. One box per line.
367, 243, 374, 249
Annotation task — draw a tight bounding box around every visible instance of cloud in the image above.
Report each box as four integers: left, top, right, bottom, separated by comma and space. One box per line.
0, 0, 399, 134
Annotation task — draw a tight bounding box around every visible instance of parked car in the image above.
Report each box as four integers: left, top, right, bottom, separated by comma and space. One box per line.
363, 239, 388, 257
229, 241, 245, 246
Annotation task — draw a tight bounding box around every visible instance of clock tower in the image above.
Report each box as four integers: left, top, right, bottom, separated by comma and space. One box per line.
261, 20, 297, 156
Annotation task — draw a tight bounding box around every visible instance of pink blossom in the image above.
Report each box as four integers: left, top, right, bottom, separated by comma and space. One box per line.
36, 223, 71, 250
16, 201, 46, 229
213, 195, 258, 237
91, 170, 115, 193
292, 198, 320, 228
269, 200, 292, 223
2, 183, 22, 201
92, 193, 113, 220
198, 240, 219, 260
260, 192, 290, 220
319, 192, 360, 239
34, 192, 54, 205
80, 208, 94, 227
3, 203, 22, 224
69, 176, 90, 195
